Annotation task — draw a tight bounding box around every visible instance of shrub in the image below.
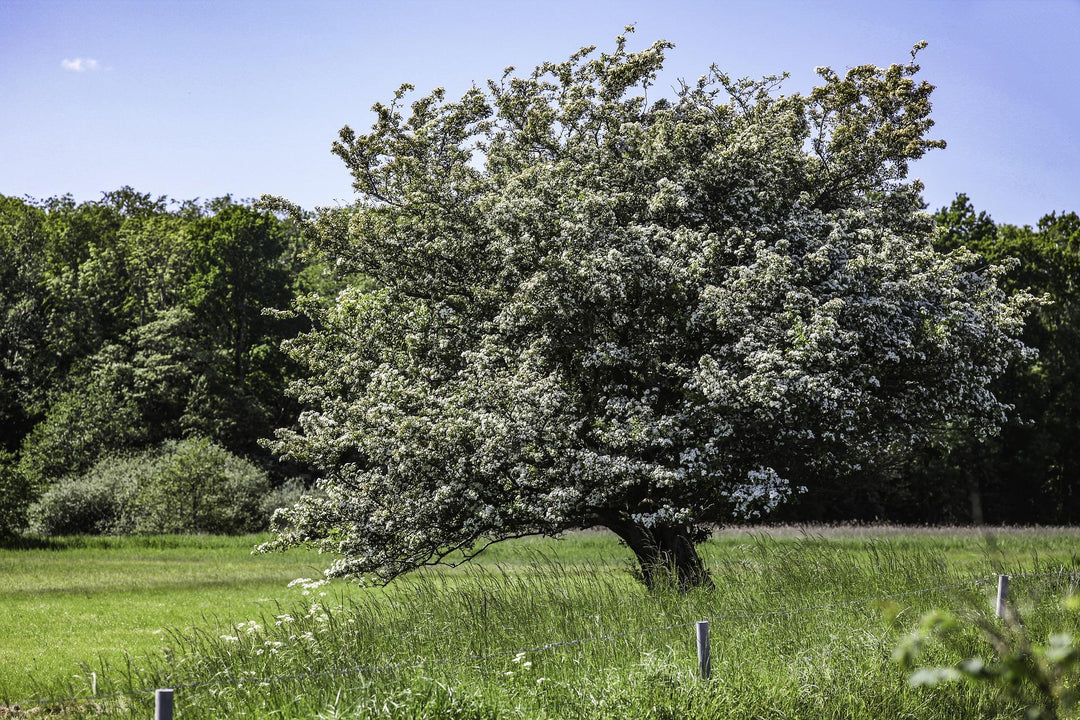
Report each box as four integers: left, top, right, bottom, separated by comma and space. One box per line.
896, 595, 1080, 719
258, 479, 307, 528
29, 437, 274, 536
129, 437, 272, 534
28, 456, 138, 535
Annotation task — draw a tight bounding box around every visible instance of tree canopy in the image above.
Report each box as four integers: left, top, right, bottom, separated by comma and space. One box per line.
0, 189, 318, 539
905, 196, 1080, 523
263, 32, 1031, 588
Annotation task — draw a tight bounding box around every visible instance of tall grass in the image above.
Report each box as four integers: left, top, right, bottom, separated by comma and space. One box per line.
23, 532, 1080, 719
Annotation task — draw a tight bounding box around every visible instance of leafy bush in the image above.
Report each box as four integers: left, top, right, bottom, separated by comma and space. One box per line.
896, 594, 1080, 719
28, 455, 138, 535
0, 450, 31, 540
29, 437, 277, 536
129, 437, 270, 534
258, 479, 307, 528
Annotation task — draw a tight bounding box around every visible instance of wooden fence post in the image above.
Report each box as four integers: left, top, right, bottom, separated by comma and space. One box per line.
996, 574, 1010, 619
155, 688, 174, 720
696, 620, 711, 680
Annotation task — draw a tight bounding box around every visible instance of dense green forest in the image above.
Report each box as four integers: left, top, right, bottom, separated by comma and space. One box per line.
928, 197, 1080, 522
0, 188, 338, 538
781, 195, 1080, 524
0, 188, 1076, 539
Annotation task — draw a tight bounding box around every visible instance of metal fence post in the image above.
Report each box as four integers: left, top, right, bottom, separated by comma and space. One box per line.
696, 620, 711, 680
155, 688, 174, 720
996, 574, 1010, 619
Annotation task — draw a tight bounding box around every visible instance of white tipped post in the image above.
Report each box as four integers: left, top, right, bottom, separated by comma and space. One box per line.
696, 621, 711, 680
155, 688, 174, 720
996, 574, 1010, 619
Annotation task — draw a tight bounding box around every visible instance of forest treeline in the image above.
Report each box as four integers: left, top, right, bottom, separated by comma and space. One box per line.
0, 189, 1077, 538
781, 195, 1080, 524
0, 188, 345, 538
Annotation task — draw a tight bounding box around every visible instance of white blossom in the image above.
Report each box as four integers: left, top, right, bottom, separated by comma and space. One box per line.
260, 34, 1031, 585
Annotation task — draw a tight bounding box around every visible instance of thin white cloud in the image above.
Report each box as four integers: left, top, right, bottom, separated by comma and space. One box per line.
61, 58, 100, 72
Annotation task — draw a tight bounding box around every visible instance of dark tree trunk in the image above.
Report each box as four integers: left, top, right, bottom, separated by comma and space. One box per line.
605, 519, 712, 591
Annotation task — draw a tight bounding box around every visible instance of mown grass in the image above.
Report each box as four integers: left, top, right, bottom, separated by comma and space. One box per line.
4, 527, 1080, 718
0, 534, 339, 703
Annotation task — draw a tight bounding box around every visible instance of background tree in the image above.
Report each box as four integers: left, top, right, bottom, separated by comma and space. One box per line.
264, 33, 1030, 588
0, 196, 49, 454
900, 195, 1080, 523
784, 196, 1080, 524
0, 190, 313, 538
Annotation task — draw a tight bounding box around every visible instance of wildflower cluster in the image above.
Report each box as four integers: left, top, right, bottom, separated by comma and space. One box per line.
287, 577, 329, 597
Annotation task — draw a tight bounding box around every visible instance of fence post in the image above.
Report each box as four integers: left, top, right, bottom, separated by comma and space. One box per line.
696, 620, 711, 680
155, 688, 174, 720
996, 574, 1010, 619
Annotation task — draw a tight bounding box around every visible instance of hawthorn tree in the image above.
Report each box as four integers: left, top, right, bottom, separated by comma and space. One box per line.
263, 32, 1031, 589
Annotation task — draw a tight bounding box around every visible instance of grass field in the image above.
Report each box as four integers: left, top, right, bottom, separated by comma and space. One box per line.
0, 535, 336, 702
3, 527, 1080, 718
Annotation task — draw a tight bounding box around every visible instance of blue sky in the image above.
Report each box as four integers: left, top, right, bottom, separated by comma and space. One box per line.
2, 0, 1077, 226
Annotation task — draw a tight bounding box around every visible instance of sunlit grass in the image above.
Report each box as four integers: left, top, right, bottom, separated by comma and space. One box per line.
4, 527, 1080, 717
0, 534, 336, 702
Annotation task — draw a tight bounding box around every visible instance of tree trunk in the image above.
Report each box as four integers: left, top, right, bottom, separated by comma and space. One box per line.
605, 520, 712, 591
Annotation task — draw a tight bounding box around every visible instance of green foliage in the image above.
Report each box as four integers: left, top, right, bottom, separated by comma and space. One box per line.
264, 32, 1030, 587
0, 451, 31, 540
16, 361, 144, 493
897, 597, 1080, 720
884, 195, 1080, 524
0, 189, 318, 536
16, 307, 229, 490
257, 479, 307, 528
0, 197, 51, 450
28, 438, 274, 536
28, 453, 138, 536
131, 437, 271, 534
786, 194, 1080, 523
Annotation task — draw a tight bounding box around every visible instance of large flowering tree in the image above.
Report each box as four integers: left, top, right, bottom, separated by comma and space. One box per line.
263, 33, 1031, 589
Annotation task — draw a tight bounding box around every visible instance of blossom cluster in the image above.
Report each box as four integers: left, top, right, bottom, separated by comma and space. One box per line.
261, 34, 1031, 581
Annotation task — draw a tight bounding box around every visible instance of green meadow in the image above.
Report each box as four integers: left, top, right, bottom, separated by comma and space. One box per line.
3, 527, 1080, 718
0, 535, 329, 701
